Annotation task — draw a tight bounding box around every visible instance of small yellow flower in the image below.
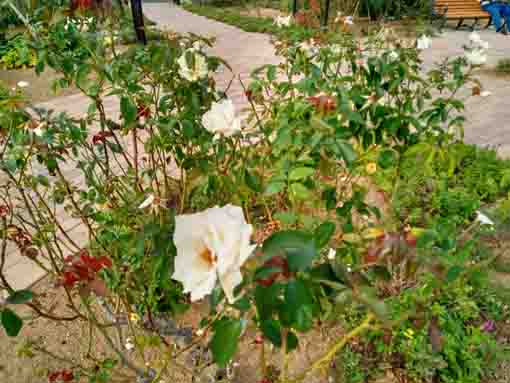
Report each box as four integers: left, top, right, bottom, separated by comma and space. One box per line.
404, 328, 415, 339
129, 313, 140, 323
366, 162, 377, 175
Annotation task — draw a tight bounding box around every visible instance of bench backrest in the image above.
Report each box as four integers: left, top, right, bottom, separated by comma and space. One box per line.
434, 0, 490, 17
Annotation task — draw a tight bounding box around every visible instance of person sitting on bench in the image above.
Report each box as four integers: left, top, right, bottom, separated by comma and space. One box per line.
480, 0, 510, 34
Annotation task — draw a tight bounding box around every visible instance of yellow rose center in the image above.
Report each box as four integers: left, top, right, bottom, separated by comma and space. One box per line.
199, 247, 217, 266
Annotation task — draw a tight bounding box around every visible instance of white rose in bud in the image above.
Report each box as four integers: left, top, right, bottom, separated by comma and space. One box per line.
177, 50, 208, 82
202, 99, 241, 137
172, 205, 256, 303
275, 15, 292, 28
327, 248, 336, 260
125, 337, 135, 351
416, 35, 432, 50
344, 16, 354, 25
465, 49, 487, 65
299, 40, 317, 58
476, 211, 494, 226
388, 50, 399, 61
33, 122, 46, 137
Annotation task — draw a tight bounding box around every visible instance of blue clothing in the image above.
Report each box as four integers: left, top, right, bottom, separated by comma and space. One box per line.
482, 2, 510, 33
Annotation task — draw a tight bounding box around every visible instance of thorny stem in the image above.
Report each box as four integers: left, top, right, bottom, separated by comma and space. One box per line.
83, 298, 145, 378
285, 313, 375, 383
33, 344, 90, 376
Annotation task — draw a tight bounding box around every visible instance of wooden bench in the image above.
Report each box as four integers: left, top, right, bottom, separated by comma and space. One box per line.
432, 0, 493, 30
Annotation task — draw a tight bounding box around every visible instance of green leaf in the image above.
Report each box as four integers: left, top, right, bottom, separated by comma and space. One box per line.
281, 280, 314, 332
261, 319, 282, 347
231, 296, 251, 312
1, 308, 23, 337
120, 96, 137, 125
446, 265, 463, 282
255, 283, 282, 320
289, 167, 315, 181
290, 183, 312, 200
210, 318, 242, 367
286, 331, 299, 352
265, 181, 286, 195
245, 169, 262, 192
262, 230, 317, 272
337, 140, 357, 165
274, 211, 297, 225
314, 221, 336, 248
6, 290, 33, 305
378, 149, 397, 169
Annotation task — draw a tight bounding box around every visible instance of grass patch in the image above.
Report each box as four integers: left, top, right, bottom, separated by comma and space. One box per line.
496, 58, 510, 75
183, 5, 281, 35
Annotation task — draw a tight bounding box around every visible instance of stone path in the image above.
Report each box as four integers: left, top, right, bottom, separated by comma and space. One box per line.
6, 3, 510, 289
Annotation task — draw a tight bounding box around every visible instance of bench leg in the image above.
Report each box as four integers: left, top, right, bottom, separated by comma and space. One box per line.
440, 16, 448, 32
471, 18, 479, 31
456, 18, 464, 30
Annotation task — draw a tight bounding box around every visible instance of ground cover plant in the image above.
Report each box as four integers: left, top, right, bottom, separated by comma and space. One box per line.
1, 2, 509, 383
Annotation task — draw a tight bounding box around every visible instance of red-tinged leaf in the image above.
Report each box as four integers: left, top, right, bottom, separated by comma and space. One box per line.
48, 371, 61, 383
89, 278, 109, 297
364, 245, 380, 264
61, 370, 74, 382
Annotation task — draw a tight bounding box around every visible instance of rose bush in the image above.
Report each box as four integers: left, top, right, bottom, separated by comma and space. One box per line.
0, 5, 508, 383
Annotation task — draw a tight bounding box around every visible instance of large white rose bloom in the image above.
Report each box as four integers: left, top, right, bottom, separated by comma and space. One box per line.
172, 205, 256, 303
177, 50, 208, 82
202, 99, 241, 136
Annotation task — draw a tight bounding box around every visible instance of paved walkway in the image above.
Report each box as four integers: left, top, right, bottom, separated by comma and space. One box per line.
6, 3, 510, 289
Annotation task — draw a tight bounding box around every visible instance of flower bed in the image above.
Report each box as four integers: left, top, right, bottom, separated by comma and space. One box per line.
0, 7, 509, 383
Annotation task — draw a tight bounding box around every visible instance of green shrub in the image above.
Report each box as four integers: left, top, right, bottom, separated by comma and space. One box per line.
0, 34, 36, 69
496, 58, 510, 74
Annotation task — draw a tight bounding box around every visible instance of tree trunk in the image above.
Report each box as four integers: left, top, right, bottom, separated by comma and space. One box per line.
129, 0, 146, 45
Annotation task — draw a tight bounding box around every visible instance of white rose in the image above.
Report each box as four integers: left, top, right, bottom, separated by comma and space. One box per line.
275, 15, 292, 28
172, 205, 256, 303
177, 50, 208, 82
327, 248, 336, 260
465, 48, 487, 65
202, 99, 241, 137
344, 16, 354, 25
125, 337, 135, 351
17, 81, 29, 88
416, 35, 432, 50
33, 122, 46, 137
476, 211, 494, 226
388, 50, 399, 61
299, 40, 317, 58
